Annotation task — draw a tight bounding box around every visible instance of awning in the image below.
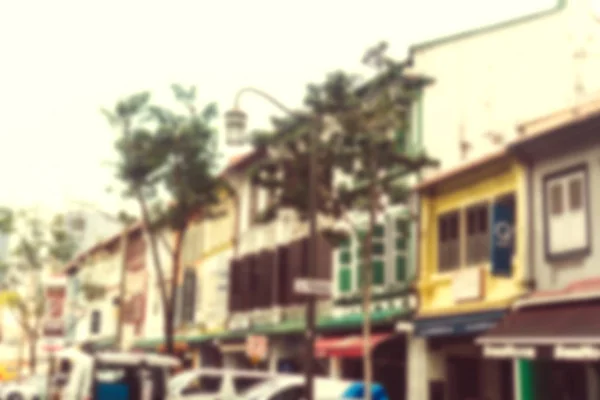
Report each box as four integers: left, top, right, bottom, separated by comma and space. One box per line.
414, 310, 505, 337
319, 308, 408, 331
477, 301, 600, 360
315, 333, 390, 358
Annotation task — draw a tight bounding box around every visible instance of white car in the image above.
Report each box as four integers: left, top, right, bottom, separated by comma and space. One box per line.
168, 368, 274, 400
238, 376, 390, 400
0, 374, 47, 400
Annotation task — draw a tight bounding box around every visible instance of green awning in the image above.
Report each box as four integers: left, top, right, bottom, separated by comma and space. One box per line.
133, 308, 409, 350
318, 308, 409, 331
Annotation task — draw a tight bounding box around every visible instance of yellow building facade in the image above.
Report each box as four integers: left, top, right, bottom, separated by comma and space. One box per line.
411, 150, 528, 400
418, 151, 527, 317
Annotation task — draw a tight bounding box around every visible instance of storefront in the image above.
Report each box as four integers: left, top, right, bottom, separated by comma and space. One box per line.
314, 323, 409, 400
414, 309, 514, 400
477, 298, 600, 400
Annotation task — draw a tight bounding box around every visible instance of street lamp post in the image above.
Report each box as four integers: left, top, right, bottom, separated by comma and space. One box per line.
225, 88, 319, 400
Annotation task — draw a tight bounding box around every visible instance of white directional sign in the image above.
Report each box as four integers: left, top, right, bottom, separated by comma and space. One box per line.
293, 278, 331, 297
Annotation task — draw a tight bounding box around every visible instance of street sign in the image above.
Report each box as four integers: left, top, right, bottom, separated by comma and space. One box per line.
246, 335, 268, 362
294, 278, 331, 296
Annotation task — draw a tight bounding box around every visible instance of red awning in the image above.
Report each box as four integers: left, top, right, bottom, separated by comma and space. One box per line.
315, 334, 390, 358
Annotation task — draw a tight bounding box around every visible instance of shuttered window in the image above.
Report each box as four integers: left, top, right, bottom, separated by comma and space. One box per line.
339, 214, 411, 294
90, 310, 101, 334
181, 268, 197, 323
392, 217, 409, 282
337, 239, 352, 293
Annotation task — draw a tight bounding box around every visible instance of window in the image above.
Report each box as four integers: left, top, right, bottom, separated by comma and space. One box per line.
338, 214, 412, 293
355, 226, 387, 289
544, 165, 589, 258
390, 216, 409, 282
337, 239, 353, 294
438, 212, 460, 272
90, 310, 101, 334
233, 377, 268, 393
395, 128, 407, 153
181, 269, 197, 323
371, 223, 386, 286
181, 375, 222, 395
248, 183, 259, 226
269, 385, 306, 400
466, 203, 490, 266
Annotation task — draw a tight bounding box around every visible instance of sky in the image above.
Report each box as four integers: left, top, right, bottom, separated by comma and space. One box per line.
0, 0, 557, 215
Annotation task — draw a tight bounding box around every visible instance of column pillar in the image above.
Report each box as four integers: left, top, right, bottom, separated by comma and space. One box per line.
406, 333, 428, 400
330, 357, 342, 379
515, 359, 535, 400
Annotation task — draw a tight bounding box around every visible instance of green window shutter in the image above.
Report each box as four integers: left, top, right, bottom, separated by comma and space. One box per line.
373, 260, 385, 285
338, 268, 352, 292
395, 237, 406, 251
372, 243, 385, 256
395, 255, 407, 282
395, 218, 409, 250
373, 224, 385, 237
338, 238, 352, 264
395, 128, 406, 153
339, 250, 352, 264
356, 229, 366, 259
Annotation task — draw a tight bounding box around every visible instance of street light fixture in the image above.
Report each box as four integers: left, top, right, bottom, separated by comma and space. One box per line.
225, 87, 319, 400
224, 109, 249, 146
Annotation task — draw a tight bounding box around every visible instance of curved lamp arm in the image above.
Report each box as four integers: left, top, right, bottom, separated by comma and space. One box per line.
233, 87, 296, 115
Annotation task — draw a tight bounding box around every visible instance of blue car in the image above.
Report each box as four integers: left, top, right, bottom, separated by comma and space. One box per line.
342, 382, 390, 400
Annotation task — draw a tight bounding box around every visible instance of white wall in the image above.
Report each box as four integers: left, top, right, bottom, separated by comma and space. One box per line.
410, 0, 600, 172
199, 248, 231, 331
74, 254, 121, 343
531, 141, 600, 290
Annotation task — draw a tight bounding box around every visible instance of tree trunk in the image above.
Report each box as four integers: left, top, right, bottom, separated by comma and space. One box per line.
361, 162, 377, 400
135, 191, 171, 353
28, 334, 37, 374
165, 228, 185, 356
116, 229, 128, 350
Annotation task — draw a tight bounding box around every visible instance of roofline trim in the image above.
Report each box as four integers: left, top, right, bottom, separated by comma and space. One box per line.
515, 97, 600, 140
408, 0, 566, 56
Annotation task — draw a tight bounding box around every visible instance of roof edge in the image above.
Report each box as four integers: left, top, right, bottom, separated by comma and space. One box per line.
414, 148, 510, 192
514, 97, 600, 141
409, 0, 566, 56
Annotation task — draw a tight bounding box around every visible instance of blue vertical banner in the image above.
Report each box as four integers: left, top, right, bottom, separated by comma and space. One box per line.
491, 203, 514, 276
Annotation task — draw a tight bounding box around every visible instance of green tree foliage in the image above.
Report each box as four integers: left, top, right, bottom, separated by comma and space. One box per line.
250, 42, 437, 238
103, 84, 231, 355
248, 42, 438, 399
0, 207, 78, 373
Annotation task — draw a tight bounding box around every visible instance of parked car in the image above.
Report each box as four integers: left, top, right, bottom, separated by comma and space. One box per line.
238, 375, 390, 400
168, 368, 274, 399
0, 374, 48, 400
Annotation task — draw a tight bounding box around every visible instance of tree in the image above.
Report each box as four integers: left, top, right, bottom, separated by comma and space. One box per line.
249, 42, 438, 398
0, 207, 78, 374
103, 85, 231, 355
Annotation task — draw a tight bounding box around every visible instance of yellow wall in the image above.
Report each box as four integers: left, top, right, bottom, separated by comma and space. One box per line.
176, 190, 236, 334
418, 157, 527, 316
179, 191, 236, 277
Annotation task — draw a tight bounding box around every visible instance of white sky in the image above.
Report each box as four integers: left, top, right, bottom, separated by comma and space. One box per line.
0, 0, 555, 214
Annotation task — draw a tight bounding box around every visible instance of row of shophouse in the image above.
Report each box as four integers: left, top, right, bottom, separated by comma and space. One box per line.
42, 1, 600, 399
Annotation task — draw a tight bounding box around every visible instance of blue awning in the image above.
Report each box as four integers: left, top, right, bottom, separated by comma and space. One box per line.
414, 310, 505, 338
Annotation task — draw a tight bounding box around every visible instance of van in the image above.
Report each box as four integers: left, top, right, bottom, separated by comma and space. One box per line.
49, 347, 180, 400
168, 368, 275, 399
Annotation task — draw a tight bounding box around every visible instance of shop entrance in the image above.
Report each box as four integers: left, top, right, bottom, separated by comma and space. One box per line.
448, 357, 481, 400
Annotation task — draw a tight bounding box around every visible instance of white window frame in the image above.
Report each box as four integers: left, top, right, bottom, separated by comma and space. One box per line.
544, 165, 589, 258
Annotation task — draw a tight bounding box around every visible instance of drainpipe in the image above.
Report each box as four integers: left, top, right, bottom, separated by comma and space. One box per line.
115, 227, 129, 350
524, 157, 536, 292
